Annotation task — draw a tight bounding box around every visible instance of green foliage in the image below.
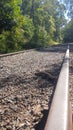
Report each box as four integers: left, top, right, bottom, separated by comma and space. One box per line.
23, 16, 34, 40
63, 19, 73, 43
0, 0, 34, 53
0, 31, 9, 53
48, 16, 56, 37
0, 0, 14, 33
0, 29, 23, 53
30, 26, 50, 48
0, 0, 66, 53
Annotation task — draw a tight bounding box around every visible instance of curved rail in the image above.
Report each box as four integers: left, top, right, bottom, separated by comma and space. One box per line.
44, 47, 72, 130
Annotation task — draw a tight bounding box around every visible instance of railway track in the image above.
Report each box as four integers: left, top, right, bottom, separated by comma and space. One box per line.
0, 44, 67, 58
0, 49, 37, 58
0, 44, 73, 130
44, 46, 73, 130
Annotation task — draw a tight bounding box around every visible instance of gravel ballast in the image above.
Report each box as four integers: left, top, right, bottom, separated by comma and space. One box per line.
0, 45, 70, 130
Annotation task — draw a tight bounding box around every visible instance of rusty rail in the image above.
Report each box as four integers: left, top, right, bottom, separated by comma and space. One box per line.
0, 49, 36, 58
44, 47, 72, 130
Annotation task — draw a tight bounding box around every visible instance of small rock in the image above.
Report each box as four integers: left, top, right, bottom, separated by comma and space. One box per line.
6, 99, 13, 104
32, 105, 41, 116
18, 123, 26, 128
6, 126, 12, 130
26, 121, 31, 126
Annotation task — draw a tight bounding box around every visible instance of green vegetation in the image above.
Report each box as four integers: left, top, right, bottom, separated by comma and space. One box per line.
63, 19, 73, 43
0, 0, 72, 53
60, 0, 73, 43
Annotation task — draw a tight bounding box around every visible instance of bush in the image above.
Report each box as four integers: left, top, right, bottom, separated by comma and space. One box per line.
0, 31, 9, 53
28, 26, 50, 48
0, 16, 34, 53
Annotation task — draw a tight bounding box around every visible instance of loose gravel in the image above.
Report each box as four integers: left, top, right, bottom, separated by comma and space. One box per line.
69, 44, 73, 125
0, 45, 69, 130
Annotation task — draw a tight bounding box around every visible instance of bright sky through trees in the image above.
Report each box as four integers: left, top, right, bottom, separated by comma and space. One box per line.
60, 0, 73, 19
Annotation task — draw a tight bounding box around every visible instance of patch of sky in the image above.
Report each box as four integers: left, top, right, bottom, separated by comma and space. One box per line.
59, 0, 71, 22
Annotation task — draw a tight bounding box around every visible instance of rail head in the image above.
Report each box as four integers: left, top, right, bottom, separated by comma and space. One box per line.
44, 47, 72, 130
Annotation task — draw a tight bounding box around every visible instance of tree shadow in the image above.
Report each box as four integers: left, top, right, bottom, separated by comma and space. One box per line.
0, 62, 62, 129
0, 61, 62, 90
34, 109, 49, 130
69, 43, 73, 52
36, 43, 73, 53
34, 80, 55, 130
34, 62, 62, 89
33, 63, 62, 130
36, 44, 68, 53
0, 74, 37, 88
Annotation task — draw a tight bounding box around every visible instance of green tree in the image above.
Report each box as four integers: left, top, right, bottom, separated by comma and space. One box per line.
0, 0, 14, 33
63, 19, 73, 43
0, 0, 34, 52
0, 0, 66, 53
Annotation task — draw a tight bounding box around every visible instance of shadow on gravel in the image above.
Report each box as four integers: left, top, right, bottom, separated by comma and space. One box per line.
34, 82, 55, 130
0, 63, 62, 129
34, 63, 62, 130
69, 65, 73, 74
0, 75, 23, 88
0, 62, 62, 90
34, 109, 49, 130
35, 63, 62, 89
0, 74, 37, 88
69, 44, 73, 52
36, 44, 68, 53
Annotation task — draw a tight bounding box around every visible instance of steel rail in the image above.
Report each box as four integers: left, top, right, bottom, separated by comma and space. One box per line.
0, 47, 49, 58
0, 49, 36, 58
0, 46, 52, 58
0, 44, 68, 58
44, 47, 72, 130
